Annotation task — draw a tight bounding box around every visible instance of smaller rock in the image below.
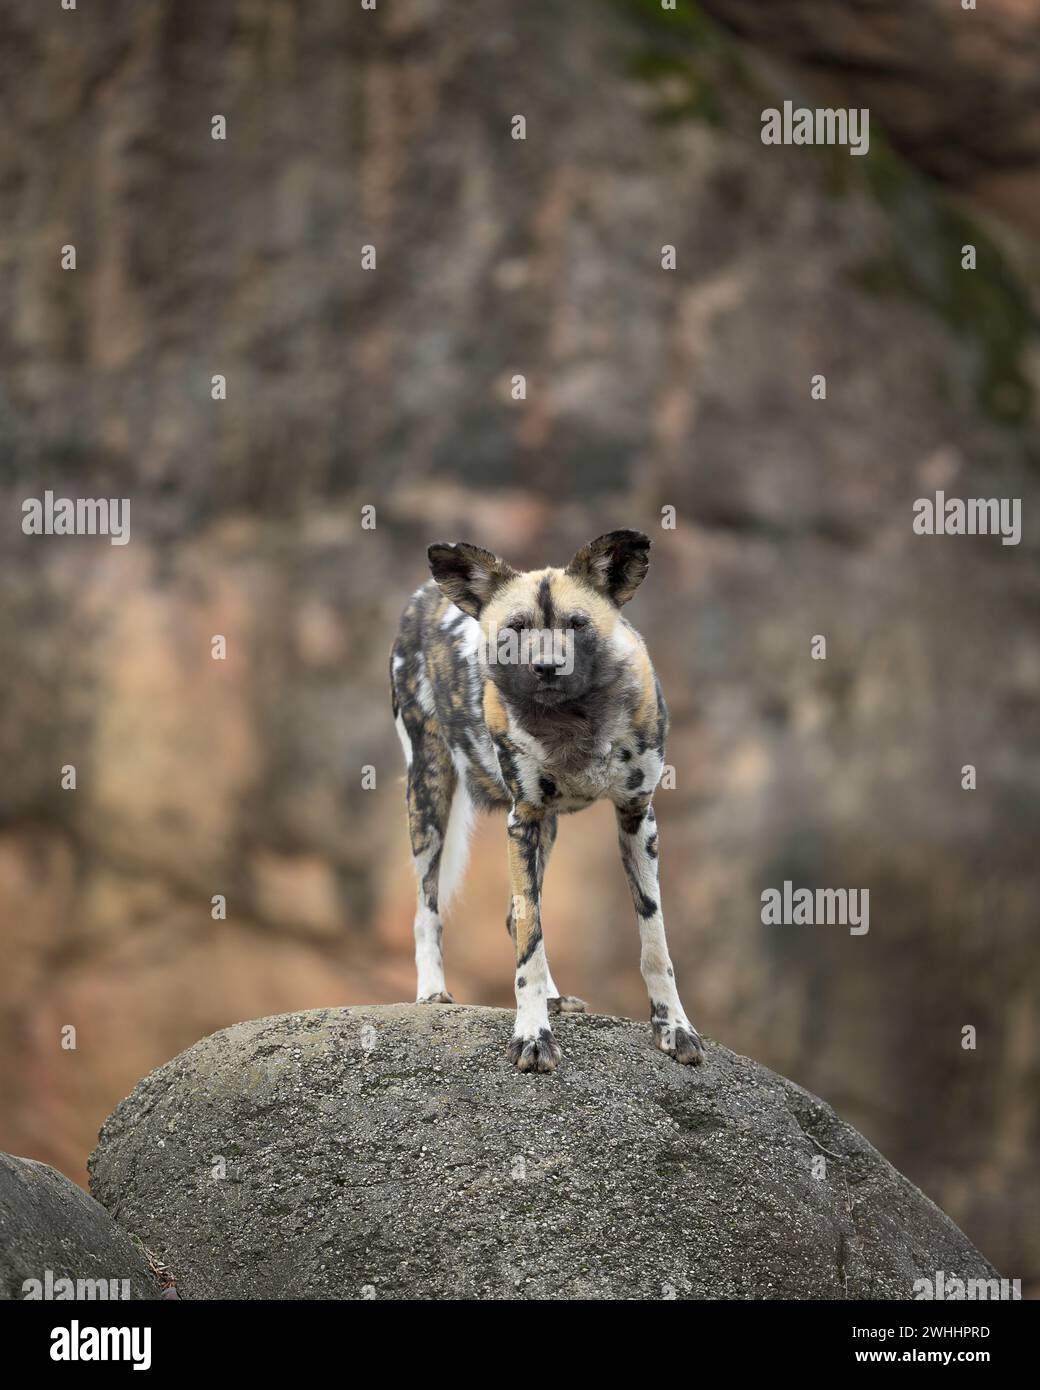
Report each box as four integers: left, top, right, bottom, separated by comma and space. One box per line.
0, 1152, 160, 1301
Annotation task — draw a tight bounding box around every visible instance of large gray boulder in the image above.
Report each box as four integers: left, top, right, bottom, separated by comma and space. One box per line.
0, 1152, 159, 1301
89, 1005, 997, 1300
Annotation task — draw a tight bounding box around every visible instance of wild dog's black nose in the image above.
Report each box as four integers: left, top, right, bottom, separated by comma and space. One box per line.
533, 661, 560, 678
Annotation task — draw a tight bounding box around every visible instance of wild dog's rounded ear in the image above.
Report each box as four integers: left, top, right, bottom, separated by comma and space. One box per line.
565, 529, 651, 607
427, 541, 518, 620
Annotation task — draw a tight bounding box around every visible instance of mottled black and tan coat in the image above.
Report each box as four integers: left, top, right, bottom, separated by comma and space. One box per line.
390, 529, 703, 1073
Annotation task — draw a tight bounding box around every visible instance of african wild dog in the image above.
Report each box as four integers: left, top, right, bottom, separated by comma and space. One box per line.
390, 530, 704, 1074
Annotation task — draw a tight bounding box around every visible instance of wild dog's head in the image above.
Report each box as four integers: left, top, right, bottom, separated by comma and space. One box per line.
427, 530, 650, 709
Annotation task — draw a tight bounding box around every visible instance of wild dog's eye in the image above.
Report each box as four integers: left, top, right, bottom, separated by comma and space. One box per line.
504, 615, 527, 632
569, 613, 589, 630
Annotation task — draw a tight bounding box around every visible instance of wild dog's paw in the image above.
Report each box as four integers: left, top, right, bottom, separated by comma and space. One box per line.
418, 991, 455, 1005
507, 1027, 562, 1073
547, 994, 587, 1015
652, 1018, 705, 1066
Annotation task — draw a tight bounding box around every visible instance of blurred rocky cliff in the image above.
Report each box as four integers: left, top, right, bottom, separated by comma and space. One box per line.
0, 0, 1037, 1289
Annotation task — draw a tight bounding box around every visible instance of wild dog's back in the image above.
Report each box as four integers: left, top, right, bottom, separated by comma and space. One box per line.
391, 580, 507, 811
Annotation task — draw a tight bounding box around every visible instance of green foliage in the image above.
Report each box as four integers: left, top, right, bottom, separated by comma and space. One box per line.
617, 1, 1035, 425
618, 0, 756, 127
848, 136, 1034, 425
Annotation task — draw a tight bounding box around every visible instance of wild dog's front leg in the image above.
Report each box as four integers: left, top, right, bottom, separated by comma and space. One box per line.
615, 797, 704, 1066
514, 811, 585, 1016
505, 807, 562, 1073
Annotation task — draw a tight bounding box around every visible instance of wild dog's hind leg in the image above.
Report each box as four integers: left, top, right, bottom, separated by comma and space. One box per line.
401, 722, 457, 1004
505, 808, 562, 1072
615, 797, 703, 1065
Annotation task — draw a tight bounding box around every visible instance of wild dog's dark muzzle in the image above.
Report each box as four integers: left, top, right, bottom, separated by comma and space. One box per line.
532, 658, 563, 679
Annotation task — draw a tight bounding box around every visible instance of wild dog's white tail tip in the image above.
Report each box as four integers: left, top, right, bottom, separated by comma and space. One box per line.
438, 781, 475, 912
